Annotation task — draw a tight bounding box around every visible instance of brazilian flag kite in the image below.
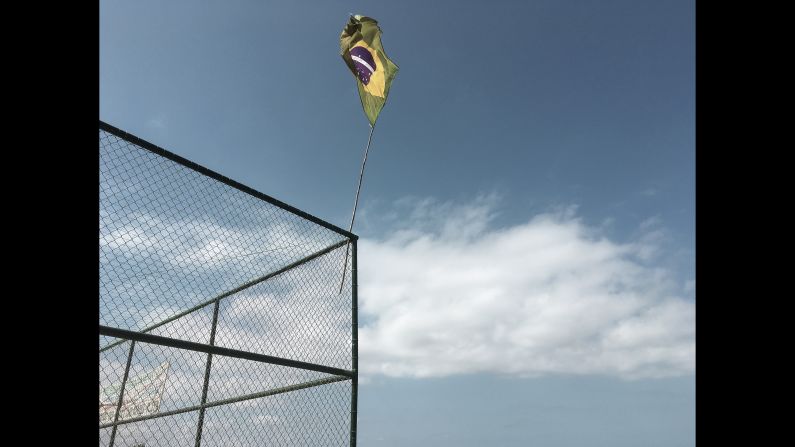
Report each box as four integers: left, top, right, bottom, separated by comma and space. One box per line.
337, 15, 399, 293
340, 15, 399, 126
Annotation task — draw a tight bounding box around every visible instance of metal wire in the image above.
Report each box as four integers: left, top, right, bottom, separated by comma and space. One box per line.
99, 121, 358, 446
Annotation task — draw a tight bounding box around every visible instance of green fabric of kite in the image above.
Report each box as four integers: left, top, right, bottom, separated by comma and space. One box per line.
340, 15, 399, 126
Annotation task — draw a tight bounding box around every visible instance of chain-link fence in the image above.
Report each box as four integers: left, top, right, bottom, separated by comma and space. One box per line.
99, 121, 359, 447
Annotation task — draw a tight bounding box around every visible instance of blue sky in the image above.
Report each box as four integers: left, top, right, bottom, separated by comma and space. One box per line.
101, 0, 694, 445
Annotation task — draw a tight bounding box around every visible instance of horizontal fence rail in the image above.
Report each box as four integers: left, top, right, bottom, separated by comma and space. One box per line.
99, 326, 355, 378
99, 121, 358, 242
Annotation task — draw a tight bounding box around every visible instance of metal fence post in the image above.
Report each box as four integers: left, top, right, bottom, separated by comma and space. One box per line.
109, 340, 136, 447
194, 300, 221, 447
350, 238, 359, 447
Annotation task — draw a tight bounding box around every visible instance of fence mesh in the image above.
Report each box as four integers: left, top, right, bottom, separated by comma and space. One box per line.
99, 122, 358, 447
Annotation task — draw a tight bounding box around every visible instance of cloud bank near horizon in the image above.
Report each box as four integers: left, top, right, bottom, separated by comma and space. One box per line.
100, 191, 694, 381
357, 196, 694, 380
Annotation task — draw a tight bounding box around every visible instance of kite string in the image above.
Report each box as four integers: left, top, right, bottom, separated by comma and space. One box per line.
339, 122, 376, 294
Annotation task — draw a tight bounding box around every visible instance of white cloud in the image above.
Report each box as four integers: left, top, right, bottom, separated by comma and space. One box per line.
357, 196, 694, 379
146, 115, 167, 130
640, 187, 658, 197
100, 211, 325, 272
100, 194, 694, 381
